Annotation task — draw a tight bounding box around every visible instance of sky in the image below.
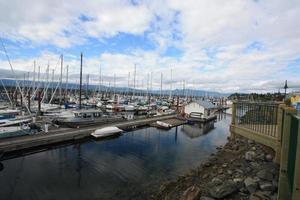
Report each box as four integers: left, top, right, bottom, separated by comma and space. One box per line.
0, 0, 300, 93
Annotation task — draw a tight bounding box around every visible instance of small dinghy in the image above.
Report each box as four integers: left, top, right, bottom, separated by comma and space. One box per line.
155, 121, 172, 130
91, 126, 123, 138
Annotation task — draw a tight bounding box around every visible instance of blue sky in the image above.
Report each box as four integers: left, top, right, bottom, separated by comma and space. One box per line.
0, 0, 300, 93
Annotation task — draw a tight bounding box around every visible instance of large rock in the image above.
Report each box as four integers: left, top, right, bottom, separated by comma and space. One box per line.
249, 191, 271, 200
257, 169, 273, 181
209, 180, 237, 199
245, 151, 256, 161
265, 154, 273, 162
244, 177, 258, 193
259, 182, 274, 191
200, 197, 215, 200
181, 186, 201, 200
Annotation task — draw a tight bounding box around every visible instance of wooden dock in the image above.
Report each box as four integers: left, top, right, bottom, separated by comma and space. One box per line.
0, 114, 177, 155
150, 118, 187, 129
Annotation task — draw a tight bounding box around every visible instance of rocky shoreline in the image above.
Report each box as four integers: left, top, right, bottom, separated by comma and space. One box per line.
155, 136, 279, 200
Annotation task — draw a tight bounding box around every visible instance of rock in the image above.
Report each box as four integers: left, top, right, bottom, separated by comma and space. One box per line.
233, 178, 244, 189
222, 164, 227, 168
209, 180, 237, 199
202, 174, 208, 179
252, 146, 257, 151
257, 169, 273, 181
210, 178, 222, 186
244, 177, 258, 193
265, 154, 273, 162
181, 186, 201, 200
245, 151, 256, 161
227, 170, 233, 175
236, 169, 244, 175
259, 182, 274, 191
248, 140, 254, 144
218, 169, 223, 174
249, 191, 271, 200
204, 163, 211, 167
200, 197, 215, 200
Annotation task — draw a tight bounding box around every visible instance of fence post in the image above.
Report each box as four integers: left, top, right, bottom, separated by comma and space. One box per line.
230, 101, 237, 139
278, 107, 296, 200
292, 116, 300, 200
275, 104, 285, 163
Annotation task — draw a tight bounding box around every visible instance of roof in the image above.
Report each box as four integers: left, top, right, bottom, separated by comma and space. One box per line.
73, 109, 102, 114
189, 100, 217, 109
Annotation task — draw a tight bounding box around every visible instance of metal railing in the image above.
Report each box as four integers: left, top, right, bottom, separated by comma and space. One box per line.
233, 101, 279, 138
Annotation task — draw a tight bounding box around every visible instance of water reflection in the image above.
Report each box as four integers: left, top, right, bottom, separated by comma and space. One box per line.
0, 113, 230, 200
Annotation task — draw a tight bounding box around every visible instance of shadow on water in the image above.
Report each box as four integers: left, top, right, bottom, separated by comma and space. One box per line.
0, 113, 231, 200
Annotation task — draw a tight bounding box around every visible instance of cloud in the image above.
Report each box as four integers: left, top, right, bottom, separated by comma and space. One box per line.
0, 0, 300, 93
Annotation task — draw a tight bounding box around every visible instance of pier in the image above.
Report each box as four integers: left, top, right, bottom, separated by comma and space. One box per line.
0, 114, 182, 154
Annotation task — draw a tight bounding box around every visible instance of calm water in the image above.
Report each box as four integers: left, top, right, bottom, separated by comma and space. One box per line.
0, 114, 230, 200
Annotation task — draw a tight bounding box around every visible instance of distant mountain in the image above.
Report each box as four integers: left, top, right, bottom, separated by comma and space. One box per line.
0, 68, 229, 97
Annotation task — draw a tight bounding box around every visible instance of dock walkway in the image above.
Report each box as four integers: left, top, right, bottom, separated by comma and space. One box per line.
0, 114, 177, 154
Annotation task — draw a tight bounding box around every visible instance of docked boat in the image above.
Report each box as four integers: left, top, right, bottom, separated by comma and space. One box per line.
0, 125, 34, 139
53, 109, 125, 128
91, 126, 123, 138
154, 121, 172, 130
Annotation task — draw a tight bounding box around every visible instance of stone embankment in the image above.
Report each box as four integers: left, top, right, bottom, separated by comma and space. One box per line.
156, 136, 279, 200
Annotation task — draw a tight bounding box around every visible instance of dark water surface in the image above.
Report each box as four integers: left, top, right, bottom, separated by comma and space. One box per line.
0, 114, 230, 200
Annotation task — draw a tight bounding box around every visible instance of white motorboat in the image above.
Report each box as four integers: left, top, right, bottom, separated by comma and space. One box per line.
91, 126, 123, 138
156, 121, 172, 129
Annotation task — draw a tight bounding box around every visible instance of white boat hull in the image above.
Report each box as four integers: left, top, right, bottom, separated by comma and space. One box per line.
91, 127, 123, 138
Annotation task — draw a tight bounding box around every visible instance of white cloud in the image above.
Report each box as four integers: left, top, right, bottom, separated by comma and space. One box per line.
0, 0, 300, 92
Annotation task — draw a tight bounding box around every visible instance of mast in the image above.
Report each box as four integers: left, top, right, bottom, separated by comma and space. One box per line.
160, 72, 163, 99
59, 54, 63, 104
98, 64, 101, 95
86, 74, 89, 97
127, 72, 130, 96
46, 62, 49, 102
37, 65, 40, 88
66, 65, 69, 98
113, 73, 116, 97
32, 61, 36, 94
169, 68, 172, 99
51, 69, 55, 97
79, 53, 83, 109
133, 64, 136, 99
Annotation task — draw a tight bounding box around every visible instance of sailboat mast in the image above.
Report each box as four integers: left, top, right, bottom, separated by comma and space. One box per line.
160, 72, 163, 99
169, 68, 172, 99
79, 53, 83, 109
66, 65, 69, 97
59, 54, 63, 104
133, 64, 136, 99
32, 61, 36, 94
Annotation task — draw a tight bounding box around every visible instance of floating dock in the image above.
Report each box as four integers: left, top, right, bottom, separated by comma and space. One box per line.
150, 118, 187, 129
0, 114, 178, 155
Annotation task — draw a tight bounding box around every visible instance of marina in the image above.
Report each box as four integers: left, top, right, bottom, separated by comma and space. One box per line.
1, 1, 300, 199
0, 113, 230, 200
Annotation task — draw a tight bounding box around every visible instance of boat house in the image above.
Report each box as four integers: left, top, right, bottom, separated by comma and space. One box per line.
184, 100, 217, 122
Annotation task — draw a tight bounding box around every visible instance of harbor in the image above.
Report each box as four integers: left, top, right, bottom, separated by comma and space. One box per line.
1, 1, 300, 200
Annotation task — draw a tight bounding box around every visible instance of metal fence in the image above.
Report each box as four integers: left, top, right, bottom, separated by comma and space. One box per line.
234, 102, 279, 137
287, 114, 300, 194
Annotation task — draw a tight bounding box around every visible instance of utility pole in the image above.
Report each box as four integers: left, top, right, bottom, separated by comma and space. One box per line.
284, 80, 288, 99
